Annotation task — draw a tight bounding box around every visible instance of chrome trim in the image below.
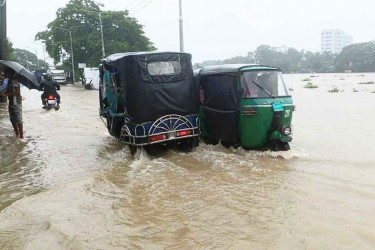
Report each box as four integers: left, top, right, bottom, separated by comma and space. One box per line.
241, 104, 294, 108
119, 114, 199, 146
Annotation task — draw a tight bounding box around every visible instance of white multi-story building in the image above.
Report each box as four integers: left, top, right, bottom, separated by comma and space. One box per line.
321, 29, 353, 54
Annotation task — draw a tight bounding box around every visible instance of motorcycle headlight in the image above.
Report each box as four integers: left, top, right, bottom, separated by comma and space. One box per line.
281, 126, 292, 136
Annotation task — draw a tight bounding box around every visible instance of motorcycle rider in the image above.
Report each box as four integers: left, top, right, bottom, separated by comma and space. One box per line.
39, 73, 61, 108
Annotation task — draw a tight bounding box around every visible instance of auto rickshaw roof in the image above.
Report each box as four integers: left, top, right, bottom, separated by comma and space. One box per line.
102, 51, 191, 64
198, 64, 281, 76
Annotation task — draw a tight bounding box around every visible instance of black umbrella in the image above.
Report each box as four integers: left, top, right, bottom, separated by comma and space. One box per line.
0, 60, 40, 90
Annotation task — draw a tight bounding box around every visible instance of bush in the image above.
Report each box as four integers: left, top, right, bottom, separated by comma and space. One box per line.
302, 78, 312, 81
353, 88, 359, 92
358, 81, 374, 85
304, 82, 318, 88
328, 87, 341, 93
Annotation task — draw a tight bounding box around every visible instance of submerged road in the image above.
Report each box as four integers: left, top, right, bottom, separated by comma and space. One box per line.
1, 74, 375, 249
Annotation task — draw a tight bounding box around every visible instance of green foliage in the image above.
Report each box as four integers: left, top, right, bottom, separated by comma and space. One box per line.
353, 88, 359, 92
358, 81, 374, 84
328, 87, 341, 93
5, 38, 17, 61
335, 41, 375, 72
13, 49, 48, 72
199, 45, 336, 73
303, 82, 318, 88
36, 0, 155, 75
302, 78, 311, 81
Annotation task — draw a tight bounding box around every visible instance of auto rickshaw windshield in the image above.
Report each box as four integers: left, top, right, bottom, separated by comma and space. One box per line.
240, 71, 289, 98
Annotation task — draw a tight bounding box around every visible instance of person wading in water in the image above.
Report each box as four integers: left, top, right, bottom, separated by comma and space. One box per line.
1, 68, 24, 139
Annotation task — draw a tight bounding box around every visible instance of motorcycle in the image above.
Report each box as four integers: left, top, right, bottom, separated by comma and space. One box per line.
43, 94, 60, 110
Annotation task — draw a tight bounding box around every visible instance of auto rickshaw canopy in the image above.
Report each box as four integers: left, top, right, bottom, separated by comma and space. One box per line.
102, 52, 199, 124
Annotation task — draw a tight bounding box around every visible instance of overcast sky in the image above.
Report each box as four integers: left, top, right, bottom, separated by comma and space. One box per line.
7, 0, 375, 63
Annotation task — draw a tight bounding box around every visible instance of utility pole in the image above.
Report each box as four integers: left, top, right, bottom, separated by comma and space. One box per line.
34, 41, 48, 69
80, 9, 105, 58
0, 0, 6, 102
69, 30, 76, 84
99, 12, 105, 58
0, 0, 7, 60
27, 47, 39, 69
179, 0, 184, 52
51, 26, 75, 84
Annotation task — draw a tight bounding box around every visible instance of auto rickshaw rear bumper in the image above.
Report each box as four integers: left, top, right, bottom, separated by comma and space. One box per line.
119, 114, 200, 146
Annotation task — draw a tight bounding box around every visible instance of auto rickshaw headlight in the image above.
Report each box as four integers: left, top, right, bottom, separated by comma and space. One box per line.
281, 126, 292, 136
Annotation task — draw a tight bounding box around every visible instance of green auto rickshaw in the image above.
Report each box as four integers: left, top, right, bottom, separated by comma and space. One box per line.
196, 64, 294, 151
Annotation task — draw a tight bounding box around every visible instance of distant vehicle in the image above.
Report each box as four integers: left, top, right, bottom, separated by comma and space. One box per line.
34, 69, 47, 83
99, 52, 200, 154
195, 64, 294, 151
50, 69, 67, 85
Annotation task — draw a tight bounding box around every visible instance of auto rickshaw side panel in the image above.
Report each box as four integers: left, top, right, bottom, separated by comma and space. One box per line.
199, 73, 240, 145
101, 66, 125, 138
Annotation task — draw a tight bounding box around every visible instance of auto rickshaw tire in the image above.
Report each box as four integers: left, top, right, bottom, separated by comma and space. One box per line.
176, 138, 194, 152
221, 141, 232, 148
129, 145, 137, 155
145, 144, 168, 156
269, 140, 290, 151
278, 141, 290, 151
192, 136, 200, 147
99, 88, 103, 110
203, 137, 219, 145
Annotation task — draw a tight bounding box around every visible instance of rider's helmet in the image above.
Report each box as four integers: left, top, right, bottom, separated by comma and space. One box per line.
43, 73, 53, 81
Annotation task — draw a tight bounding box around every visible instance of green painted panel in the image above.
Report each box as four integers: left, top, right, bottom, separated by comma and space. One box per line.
239, 97, 293, 148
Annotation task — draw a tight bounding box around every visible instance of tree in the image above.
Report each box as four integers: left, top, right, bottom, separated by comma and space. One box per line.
13, 49, 48, 72
36, 0, 155, 78
254, 45, 289, 72
286, 48, 303, 73
335, 41, 375, 72
5, 38, 17, 61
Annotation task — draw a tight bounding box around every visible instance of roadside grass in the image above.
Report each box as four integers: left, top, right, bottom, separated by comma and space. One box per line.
303, 82, 318, 88
328, 86, 342, 93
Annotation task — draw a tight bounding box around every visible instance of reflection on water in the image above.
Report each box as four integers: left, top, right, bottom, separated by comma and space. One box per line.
0, 74, 375, 248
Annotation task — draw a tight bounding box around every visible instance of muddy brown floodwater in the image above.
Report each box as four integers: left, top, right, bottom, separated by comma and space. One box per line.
1, 73, 375, 249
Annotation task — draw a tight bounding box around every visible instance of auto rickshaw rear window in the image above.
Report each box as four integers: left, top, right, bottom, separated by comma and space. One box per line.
147, 61, 182, 76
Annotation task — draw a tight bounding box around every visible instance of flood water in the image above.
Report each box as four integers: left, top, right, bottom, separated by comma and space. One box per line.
0, 73, 375, 249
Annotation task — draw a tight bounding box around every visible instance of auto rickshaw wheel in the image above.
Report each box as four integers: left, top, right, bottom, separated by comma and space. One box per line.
203, 137, 219, 145
175, 138, 194, 152
129, 145, 138, 155
221, 141, 232, 148
269, 140, 290, 151
278, 141, 290, 151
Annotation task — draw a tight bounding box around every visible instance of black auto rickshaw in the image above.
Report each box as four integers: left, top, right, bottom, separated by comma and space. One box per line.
99, 52, 200, 153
